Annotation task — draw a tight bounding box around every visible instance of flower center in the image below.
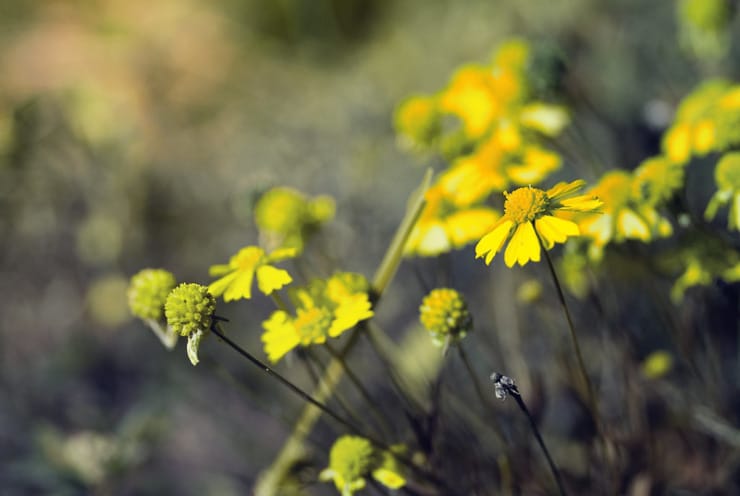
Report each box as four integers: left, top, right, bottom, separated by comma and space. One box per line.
503, 187, 548, 223
294, 307, 332, 345
235, 246, 264, 271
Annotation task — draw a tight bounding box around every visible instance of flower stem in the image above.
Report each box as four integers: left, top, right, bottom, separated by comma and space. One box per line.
511, 392, 568, 496
324, 342, 395, 440
457, 344, 508, 445
537, 236, 599, 428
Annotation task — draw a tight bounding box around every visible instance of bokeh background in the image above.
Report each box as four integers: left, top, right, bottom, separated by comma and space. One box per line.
2, 1, 739, 494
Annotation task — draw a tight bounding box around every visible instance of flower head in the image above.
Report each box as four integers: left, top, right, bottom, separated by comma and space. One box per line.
165, 283, 216, 366
419, 288, 472, 347
261, 273, 374, 362
127, 269, 176, 321
475, 180, 602, 267
320, 436, 406, 496
208, 246, 296, 302
164, 283, 216, 337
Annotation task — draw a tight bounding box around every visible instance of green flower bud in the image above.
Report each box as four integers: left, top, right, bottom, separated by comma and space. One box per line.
419, 288, 472, 346
127, 269, 176, 321
165, 283, 216, 337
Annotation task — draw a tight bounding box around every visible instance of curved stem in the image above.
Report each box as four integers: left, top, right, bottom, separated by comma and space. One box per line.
511, 392, 568, 496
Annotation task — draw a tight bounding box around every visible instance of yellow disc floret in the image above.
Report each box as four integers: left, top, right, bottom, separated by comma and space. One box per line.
503, 186, 548, 224
165, 283, 216, 337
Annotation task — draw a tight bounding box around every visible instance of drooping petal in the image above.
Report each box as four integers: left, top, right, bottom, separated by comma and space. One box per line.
504, 222, 540, 267
580, 212, 613, 246
617, 209, 650, 241
223, 270, 255, 301
475, 219, 513, 265
267, 247, 298, 262
261, 311, 300, 363
207, 271, 239, 298
208, 263, 233, 277
535, 215, 579, 249
329, 294, 374, 337
256, 265, 292, 295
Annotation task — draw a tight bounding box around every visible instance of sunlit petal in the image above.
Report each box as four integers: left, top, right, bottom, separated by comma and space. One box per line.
546, 180, 585, 200
223, 270, 255, 301
475, 219, 513, 265
617, 209, 650, 241
504, 222, 540, 267
256, 265, 292, 295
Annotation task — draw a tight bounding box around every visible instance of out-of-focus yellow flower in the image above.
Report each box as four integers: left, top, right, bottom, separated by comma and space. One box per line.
493, 38, 530, 73
641, 351, 674, 379
254, 187, 335, 252
394, 94, 440, 151
506, 145, 561, 185
476, 180, 602, 267
516, 279, 543, 303
663, 123, 692, 165
261, 273, 373, 362
405, 183, 499, 256
519, 103, 570, 136
208, 246, 296, 302
633, 155, 685, 206
439, 65, 504, 139
319, 436, 406, 496
678, 0, 731, 60
578, 171, 672, 257
704, 152, 740, 230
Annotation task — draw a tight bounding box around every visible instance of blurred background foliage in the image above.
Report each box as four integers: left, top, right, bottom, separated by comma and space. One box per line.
1, 0, 740, 494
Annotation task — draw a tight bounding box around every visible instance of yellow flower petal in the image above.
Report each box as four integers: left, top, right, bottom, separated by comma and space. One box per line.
372, 468, 406, 489
261, 311, 300, 363
446, 208, 499, 247
535, 215, 579, 249
617, 209, 650, 241
208, 264, 233, 277
223, 270, 255, 301
559, 195, 603, 212
546, 180, 585, 200
267, 247, 298, 262
329, 294, 374, 337
256, 265, 292, 295
475, 219, 513, 265
207, 271, 238, 298
504, 222, 540, 267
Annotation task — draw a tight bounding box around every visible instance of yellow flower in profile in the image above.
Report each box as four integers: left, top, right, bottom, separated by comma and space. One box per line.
405, 183, 500, 256
578, 171, 672, 256
208, 246, 296, 302
261, 273, 373, 362
475, 180, 602, 267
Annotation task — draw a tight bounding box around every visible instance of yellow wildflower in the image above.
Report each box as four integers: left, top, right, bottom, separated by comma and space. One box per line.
394, 94, 441, 151
578, 171, 672, 255
261, 273, 373, 362
405, 183, 499, 256
439, 65, 503, 139
633, 155, 685, 206
208, 246, 296, 302
475, 180, 602, 267
320, 436, 406, 496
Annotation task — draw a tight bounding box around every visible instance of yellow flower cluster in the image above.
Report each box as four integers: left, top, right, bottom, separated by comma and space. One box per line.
261, 272, 374, 363
396, 39, 571, 257
663, 79, 740, 165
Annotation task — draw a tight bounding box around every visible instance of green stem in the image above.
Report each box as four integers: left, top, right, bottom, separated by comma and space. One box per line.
537, 236, 599, 427
511, 392, 568, 496
325, 342, 395, 440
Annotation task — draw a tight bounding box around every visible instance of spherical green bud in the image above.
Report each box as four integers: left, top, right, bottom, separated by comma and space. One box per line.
165, 283, 216, 337
419, 288, 472, 345
127, 269, 176, 321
